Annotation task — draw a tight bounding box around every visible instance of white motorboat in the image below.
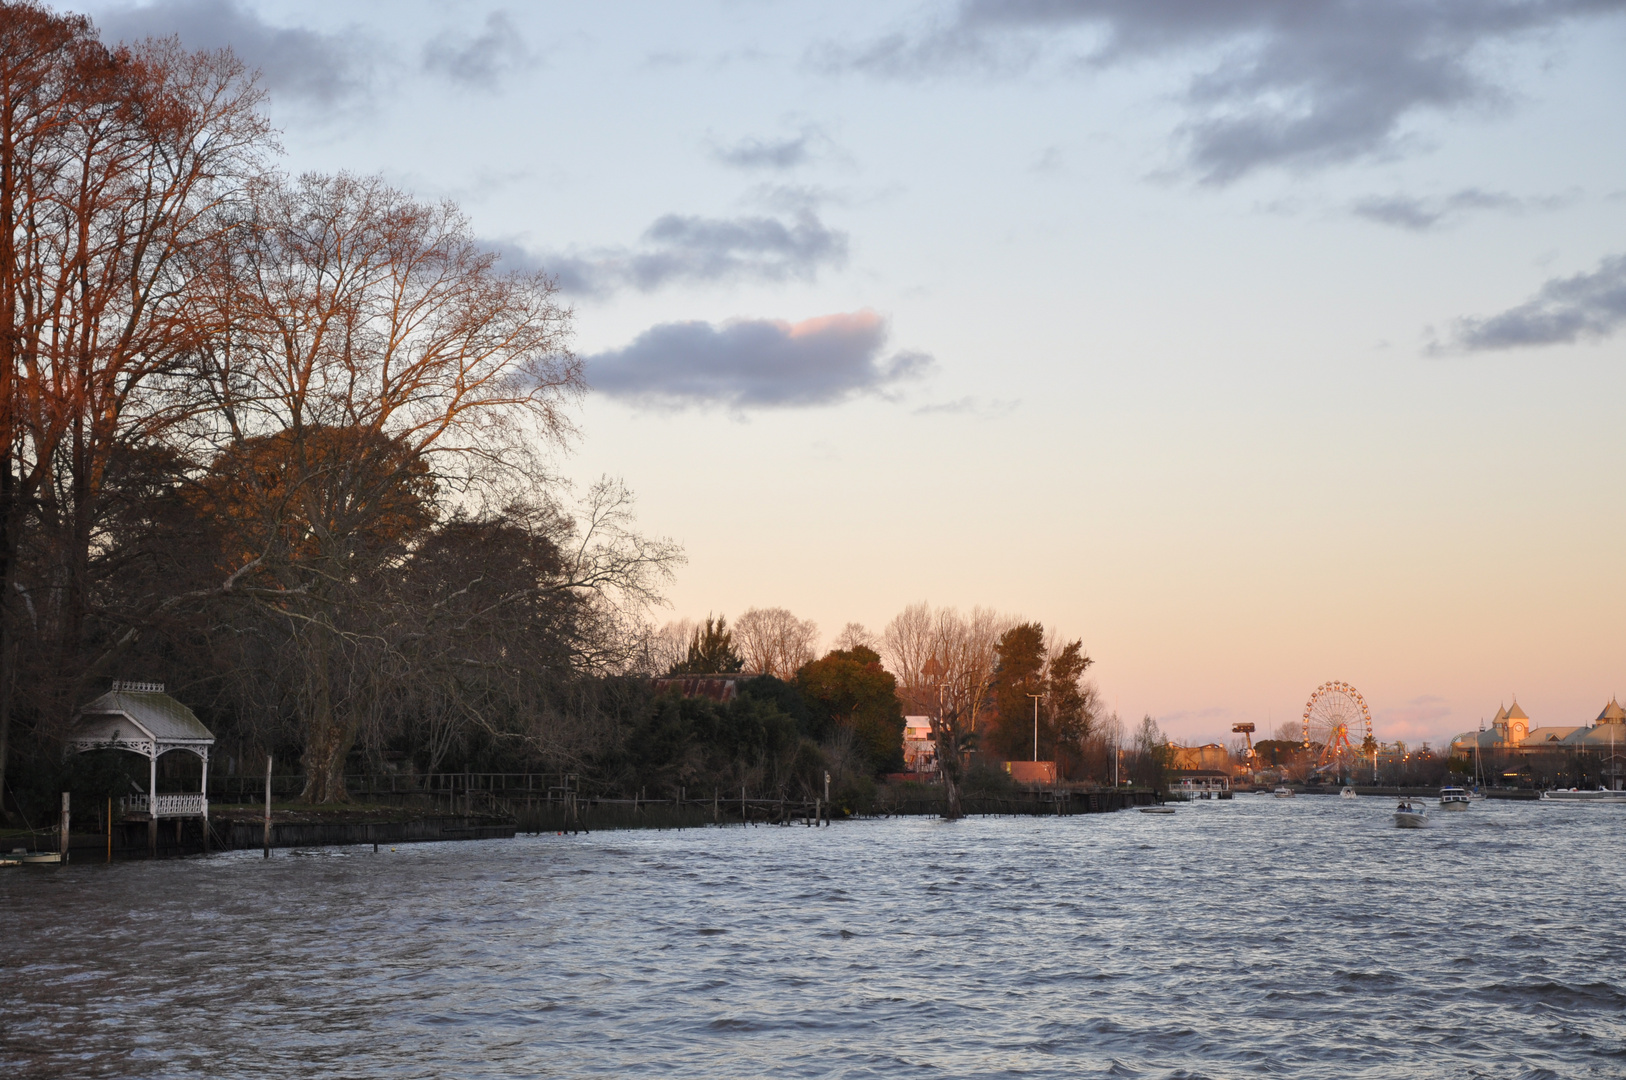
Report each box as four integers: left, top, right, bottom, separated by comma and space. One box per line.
1273, 786, 1296, 799
1539, 787, 1626, 804
1394, 799, 1427, 828
1340, 786, 1357, 799
1438, 787, 1470, 810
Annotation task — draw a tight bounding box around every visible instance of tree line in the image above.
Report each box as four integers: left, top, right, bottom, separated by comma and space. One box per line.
0, 3, 1142, 826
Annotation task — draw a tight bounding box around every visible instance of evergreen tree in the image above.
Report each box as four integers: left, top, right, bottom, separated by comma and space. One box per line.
990, 622, 1047, 759
669, 614, 744, 674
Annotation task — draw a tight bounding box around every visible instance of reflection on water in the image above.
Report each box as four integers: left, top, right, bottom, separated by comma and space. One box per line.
3, 797, 1624, 1078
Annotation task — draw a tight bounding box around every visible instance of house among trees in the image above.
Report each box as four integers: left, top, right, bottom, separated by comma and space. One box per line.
902, 716, 937, 776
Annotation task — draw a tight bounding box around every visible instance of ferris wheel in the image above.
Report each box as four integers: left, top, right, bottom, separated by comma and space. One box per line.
1302, 681, 1375, 779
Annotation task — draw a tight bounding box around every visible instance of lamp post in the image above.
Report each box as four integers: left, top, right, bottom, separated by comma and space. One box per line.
1026, 692, 1043, 762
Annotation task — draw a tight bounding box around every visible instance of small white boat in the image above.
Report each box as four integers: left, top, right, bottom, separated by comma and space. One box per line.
1539, 787, 1626, 803
1438, 787, 1470, 810
1139, 806, 1176, 815
1340, 786, 1357, 799
1394, 800, 1427, 828
1273, 786, 1296, 799
18, 851, 63, 864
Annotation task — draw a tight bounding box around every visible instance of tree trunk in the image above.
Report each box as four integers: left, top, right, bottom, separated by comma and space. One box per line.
298, 629, 353, 804
942, 765, 963, 820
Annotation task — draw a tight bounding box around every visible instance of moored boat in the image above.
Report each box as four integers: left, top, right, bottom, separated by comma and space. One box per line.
1139, 806, 1176, 815
1394, 799, 1427, 828
18, 851, 63, 864
1539, 787, 1626, 803
1438, 787, 1470, 810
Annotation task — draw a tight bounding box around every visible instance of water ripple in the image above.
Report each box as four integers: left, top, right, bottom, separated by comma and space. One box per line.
2, 797, 1624, 1077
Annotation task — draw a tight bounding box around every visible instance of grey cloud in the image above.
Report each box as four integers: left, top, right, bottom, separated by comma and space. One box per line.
95, 0, 373, 105
711, 126, 829, 170
1451, 254, 1626, 350
913, 396, 1019, 417
1351, 188, 1527, 230
496, 209, 848, 297
586, 311, 932, 409
832, 1, 1626, 183
423, 11, 534, 89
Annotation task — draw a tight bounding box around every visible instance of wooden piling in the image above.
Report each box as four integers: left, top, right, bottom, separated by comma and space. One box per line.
60, 792, 70, 861
106, 796, 112, 863
263, 754, 272, 859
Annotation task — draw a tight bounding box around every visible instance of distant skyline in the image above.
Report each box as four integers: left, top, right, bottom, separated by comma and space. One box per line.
80, 0, 1626, 747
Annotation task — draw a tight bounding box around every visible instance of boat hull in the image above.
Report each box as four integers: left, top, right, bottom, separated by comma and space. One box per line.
1394, 813, 1426, 828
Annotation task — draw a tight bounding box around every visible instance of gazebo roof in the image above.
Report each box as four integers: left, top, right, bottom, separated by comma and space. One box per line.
72, 681, 213, 755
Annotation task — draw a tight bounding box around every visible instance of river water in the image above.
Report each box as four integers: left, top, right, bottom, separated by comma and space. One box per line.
3, 795, 1623, 1079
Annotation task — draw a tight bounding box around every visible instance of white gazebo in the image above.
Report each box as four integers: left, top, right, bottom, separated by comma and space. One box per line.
70, 681, 214, 850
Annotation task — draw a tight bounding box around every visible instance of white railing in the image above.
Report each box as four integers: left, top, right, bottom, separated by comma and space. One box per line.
120, 793, 207, 817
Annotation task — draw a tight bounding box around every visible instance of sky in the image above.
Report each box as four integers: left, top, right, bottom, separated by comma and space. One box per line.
78, 0, 1626, 748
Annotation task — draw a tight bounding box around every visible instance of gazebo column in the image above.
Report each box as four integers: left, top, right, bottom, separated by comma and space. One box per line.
200, 750, 210, 852
148, 751, 158, 857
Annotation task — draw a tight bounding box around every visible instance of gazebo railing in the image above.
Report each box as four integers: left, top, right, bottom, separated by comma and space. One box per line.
120, 793, 208, 817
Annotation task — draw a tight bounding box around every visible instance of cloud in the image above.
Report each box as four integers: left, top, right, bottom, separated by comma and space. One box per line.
827, 1, 1626, 183
913, 396, 1020, 417
95, 0, 374, 106
422, 10, 535, 89
1449, 253, 1626, 350
712, 131, 817, 171
494, 208, 848, 297
1350, 187, 1574, 230
585, 311, 932, 409
1375, 696, 1455, 741
1351, 188, 1524, 230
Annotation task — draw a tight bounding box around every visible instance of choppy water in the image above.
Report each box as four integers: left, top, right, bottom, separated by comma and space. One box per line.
3, 795, 1624, 1079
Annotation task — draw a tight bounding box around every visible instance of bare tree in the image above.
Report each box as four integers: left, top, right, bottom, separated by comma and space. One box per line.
191, 171, 583, 802
832, 621, 876, 652
881, 602, 1012, 818
733, 606, 818, 679
639, 617, 695, 676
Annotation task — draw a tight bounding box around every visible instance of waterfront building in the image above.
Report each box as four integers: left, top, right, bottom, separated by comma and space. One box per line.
1449, 697, 1626, 782
1166, 742, 1231, 772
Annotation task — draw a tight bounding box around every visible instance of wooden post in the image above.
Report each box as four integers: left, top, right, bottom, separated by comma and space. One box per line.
741, 783, 746, 826
107, 796, 112, 863
60, 792, 70, 861
713, 788, 718, 825
813, 797, 819, 827
263, 754, 272, 859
